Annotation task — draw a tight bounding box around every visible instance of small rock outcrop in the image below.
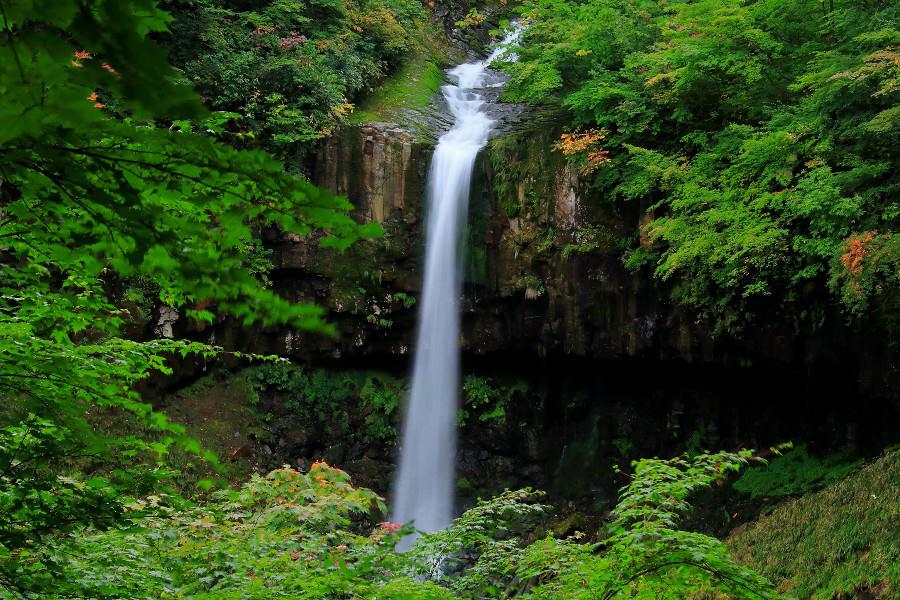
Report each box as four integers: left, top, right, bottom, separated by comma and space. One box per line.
316, 123, 421, 225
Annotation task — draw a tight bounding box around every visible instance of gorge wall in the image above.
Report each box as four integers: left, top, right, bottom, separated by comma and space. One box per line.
252, 121, 895, 401
144, 50, 895, 505
190, 118, 893, 505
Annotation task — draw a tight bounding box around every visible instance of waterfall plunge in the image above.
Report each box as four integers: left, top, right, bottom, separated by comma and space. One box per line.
392, 27, 522, 549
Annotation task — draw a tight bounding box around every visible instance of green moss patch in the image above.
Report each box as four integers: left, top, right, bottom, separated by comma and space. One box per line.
348, 20, 454, 127
348, 57, 445, 125
732, 445, 863, 499
727, 448, 900, 599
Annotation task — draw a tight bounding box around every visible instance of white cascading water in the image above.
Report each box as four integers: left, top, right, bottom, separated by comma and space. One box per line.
392, 27, 522, 548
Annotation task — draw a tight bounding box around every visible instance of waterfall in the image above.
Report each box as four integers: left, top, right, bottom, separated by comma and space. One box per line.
392, 27, 522, 549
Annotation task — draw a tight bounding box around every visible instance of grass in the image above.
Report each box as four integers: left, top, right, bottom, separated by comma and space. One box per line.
727, 447, 900, 599
348, 57, 445, 125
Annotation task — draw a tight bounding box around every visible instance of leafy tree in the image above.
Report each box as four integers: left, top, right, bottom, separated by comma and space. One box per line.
162, 0, 427, 154
504, 0, 899, 332
0, 0, 376, 593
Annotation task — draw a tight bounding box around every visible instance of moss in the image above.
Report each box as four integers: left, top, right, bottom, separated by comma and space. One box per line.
727, 448, 900, 599
488, 128, 564, 220
459, 375, 528, 426
347, 20, 452, 127
349, 58, 445, 125
732, 444, 863, 499
465, 244, 489, 286
552, 418, 608, 506
464, 151, 494, 285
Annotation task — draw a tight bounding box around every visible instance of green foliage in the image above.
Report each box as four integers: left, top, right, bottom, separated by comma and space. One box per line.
505, 0, 900, 332
164, 0, 428, 153
391, 291, 417, 309
455, 8, 486, 30
240, 237, 276, 288
459, 375, 528, 424
407, 488, 551, 594
40, 451, 781, 599
560, 223, 620, 258
0, 0, 378, 334
552, 450, 776, 600
31, 463, 447, 598
250, 363, 404, 445
729, 448, 900, 598
515, 273, 546, 298
0, 418, 129, 590
411, 451, 778, 599
733, 445, 863, 499
119, 274, 162, 326
0, 1, 377, 593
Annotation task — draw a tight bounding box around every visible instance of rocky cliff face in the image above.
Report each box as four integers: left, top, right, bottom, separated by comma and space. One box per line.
258, 123, 429, 358
260, 120, 894, 404
153, 115, 896, 510
268, 121, 677, 361
315, 123, 421, 225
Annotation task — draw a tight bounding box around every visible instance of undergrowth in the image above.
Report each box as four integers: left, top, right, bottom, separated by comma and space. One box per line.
728, 448, 900, 599
23, 453, 783, 598
249, 362, 405, 446
732, 445, 863, 499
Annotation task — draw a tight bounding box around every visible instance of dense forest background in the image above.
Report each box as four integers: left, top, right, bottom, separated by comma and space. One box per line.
0, 0, 897, 598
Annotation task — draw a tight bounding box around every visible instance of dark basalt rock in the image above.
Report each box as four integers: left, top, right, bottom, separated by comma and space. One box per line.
196, 117, 895, 509
252, 119, 896, 404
